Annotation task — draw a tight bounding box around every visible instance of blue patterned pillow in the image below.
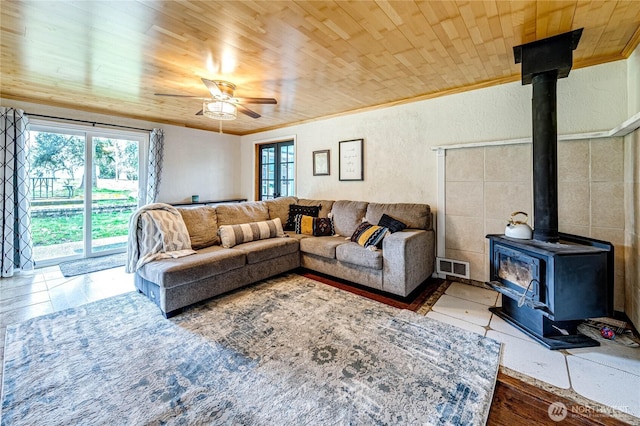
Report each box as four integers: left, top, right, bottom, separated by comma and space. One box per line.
350, 221, 389, 249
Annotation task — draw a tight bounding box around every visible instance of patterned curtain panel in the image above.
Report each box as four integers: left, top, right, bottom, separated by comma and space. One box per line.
146, 128, 164, 205
0, 107, 34, 277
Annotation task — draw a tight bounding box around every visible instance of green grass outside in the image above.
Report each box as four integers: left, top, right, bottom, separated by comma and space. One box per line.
31, 209, 134, 246
30, 187, 137, 246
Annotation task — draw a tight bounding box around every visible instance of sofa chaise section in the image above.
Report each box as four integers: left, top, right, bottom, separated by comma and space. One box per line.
298, 201, 434, 297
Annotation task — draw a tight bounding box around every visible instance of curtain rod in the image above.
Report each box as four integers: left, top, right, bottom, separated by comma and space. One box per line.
25, 113, 153, 132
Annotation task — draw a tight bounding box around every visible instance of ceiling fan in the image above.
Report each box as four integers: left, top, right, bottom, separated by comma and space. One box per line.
155, 78, 277, 120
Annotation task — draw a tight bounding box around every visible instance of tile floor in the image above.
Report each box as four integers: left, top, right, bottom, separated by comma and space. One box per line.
1, 267, 639, 423
426, 282, 640, 422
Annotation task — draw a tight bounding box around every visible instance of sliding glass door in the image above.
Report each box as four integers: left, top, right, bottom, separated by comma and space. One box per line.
89, 137, 140, 254
29, 124, 145, 265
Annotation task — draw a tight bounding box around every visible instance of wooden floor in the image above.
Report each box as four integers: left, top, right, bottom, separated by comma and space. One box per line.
489, 373, 628, 425
300, 270, 629, 426
298, 269, 442, 311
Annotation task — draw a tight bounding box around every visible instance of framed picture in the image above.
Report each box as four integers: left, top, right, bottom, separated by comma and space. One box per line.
313, 150, 330, 176
339, 139, 363, 181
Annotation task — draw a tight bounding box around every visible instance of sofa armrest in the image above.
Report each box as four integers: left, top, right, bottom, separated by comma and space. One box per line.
382, 229, 435, 296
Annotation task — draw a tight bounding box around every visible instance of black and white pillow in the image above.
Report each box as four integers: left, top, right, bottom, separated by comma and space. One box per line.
378, 213, 407, 233
285, 204, 320, 231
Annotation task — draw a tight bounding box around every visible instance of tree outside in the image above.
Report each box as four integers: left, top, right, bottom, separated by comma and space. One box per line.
30, 132, 84, 181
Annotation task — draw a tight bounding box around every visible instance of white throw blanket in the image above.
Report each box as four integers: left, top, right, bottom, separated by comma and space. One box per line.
126, 203, 196, 273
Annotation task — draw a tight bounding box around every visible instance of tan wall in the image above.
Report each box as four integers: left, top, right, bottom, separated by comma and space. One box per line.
445, 137, 627, 312
624, 129, 639, 329
240, 61, 628, 206
0, 98, 243, 204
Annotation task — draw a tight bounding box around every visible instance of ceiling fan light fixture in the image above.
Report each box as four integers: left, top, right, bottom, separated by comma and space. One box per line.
203, 100, 237, 120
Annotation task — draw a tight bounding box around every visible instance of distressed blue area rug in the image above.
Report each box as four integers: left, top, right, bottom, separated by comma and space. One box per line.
1, 274, 501, 425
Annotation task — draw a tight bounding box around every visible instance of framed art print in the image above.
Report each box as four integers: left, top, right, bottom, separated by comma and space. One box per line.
313, 150, 330, 176
339, 139, 363, 181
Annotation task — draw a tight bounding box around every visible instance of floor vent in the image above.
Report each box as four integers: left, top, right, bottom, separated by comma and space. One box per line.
436, 257, 470, 279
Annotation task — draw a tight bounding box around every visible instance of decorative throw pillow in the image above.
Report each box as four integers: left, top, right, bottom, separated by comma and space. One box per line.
218, 218, 284, 248
285, 204, 320, 231
295, 214, 314, 235
312, 217, 334, 236
350, 221, 389, 249
295, 214, 334, 236
378, 213, 407, 233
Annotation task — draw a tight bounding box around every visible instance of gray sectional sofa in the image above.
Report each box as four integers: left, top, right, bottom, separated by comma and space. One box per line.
131, 196, 435, 317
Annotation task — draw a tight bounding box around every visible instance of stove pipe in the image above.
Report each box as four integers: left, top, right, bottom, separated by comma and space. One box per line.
513, 29, 583, 242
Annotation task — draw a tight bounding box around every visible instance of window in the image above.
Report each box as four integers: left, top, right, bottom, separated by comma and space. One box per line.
257, 140, 294, 200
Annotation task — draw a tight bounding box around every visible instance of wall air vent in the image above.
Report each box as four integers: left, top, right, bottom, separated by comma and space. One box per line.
436, 257, 470, 279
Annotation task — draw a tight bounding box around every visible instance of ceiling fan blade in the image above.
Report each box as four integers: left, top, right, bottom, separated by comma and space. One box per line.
155, 93, 207, 99
201, 78, 223, 97
237, 104, 261, 119
235, 97, 277, 105
195, 109, 203, 115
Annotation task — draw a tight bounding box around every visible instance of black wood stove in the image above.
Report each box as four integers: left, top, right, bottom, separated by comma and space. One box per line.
487, 29, 614, 350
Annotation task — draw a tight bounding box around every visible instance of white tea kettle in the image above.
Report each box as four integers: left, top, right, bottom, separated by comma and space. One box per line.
505, 211, 533, 239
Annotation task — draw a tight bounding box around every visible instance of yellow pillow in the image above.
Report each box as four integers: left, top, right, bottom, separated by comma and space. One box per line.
295, 214, 315, 235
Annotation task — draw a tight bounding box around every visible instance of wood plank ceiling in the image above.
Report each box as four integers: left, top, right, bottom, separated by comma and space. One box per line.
1, 1, 639, 135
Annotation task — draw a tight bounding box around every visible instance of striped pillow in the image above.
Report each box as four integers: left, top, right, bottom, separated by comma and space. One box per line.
350, 221, 389, 249
218, 218, 285, 248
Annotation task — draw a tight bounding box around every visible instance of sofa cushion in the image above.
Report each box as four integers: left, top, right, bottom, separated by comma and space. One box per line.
138, 245, 246, 289
336, 242, 383, 270
284, 231, 313, 240
219, 218, 285, 248
176, 206, 219, 249
297, 199, 334, 218
295, 215, 334, 236
265, 196, 298, 225
216, 201, 270, 226
331, 200, 368, 236
378, 213, 407, 233
365, 203, 431, 230
232, 237, 299, 264
285, 204, 320, 231
299, 236, 346, 259
350, 221, 389, 249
